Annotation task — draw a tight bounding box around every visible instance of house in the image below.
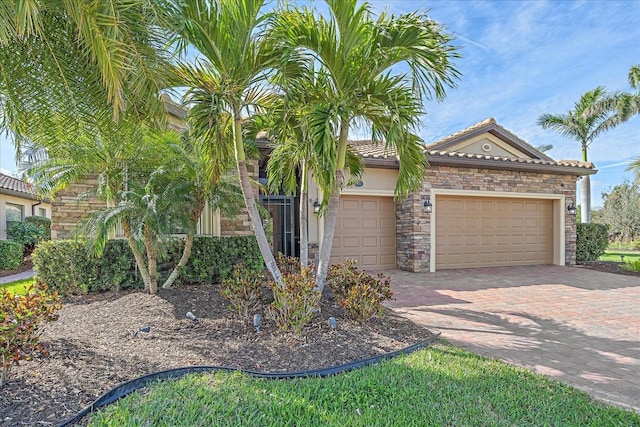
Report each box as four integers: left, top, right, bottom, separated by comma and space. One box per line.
50, 115, 595, 272
0, 172, 52, 240
303, 118, 594, 272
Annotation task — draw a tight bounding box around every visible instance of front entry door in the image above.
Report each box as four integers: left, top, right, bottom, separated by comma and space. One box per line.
260, 195, 299, 258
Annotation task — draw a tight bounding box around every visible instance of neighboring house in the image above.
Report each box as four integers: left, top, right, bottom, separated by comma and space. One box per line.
0, 172, 51, 240
51, 115, 595, 272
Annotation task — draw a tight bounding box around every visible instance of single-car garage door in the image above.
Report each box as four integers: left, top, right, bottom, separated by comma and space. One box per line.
330, 196, 396, 269
436, 196, 553, 269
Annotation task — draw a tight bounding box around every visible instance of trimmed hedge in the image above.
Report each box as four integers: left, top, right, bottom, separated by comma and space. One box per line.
576, 223, 609, 261
33, 236, 263, 295
25, 216, 52, 241
0, 241, 23, 270
178, 236, 263, 284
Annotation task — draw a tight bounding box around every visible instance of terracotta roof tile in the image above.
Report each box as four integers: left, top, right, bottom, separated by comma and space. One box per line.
426, 118, 497, 148
0, 172, 36, 195
425, 149, 595, 169
349, 140, 397, 159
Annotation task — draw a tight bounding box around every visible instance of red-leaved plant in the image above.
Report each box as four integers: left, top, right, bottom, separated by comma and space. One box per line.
0, 283, 62, 386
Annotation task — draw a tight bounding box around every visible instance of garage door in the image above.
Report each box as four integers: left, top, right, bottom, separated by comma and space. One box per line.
330, 196, 396, 269
436, 196, 553, 269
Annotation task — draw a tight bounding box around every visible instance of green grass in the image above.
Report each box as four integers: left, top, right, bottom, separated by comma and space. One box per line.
600, 250, 640, 264
0, 278, 35, 295
87, 343, 639, 427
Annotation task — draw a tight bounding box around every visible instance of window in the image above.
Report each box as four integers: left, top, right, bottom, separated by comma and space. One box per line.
6, 203, 24, 231
38, 207, 47, 218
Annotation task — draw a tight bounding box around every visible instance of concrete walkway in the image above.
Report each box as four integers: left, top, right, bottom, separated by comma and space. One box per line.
0, 269, 35, 284
382, 265, 640, 412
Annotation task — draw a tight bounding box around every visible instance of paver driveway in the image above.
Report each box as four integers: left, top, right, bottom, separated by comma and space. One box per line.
382, 265, 639, 412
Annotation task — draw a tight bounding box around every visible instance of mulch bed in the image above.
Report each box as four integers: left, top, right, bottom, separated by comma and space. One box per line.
576, 260, 640, 277
1, 283, 436, 426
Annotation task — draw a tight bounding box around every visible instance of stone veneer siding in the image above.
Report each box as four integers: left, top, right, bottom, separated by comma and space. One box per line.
51, 176, 106, 240
52, 162, 261, 239
396, 165, 578, 272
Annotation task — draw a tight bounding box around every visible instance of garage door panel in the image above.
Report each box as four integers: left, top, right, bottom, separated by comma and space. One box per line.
437, 196, 553, 269
331, 196, 396, 270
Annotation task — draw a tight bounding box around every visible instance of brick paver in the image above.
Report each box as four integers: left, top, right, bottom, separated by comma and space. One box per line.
382, 265, 640, 412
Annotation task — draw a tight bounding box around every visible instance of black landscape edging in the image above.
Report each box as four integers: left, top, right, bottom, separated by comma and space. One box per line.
57, 334, 440, 427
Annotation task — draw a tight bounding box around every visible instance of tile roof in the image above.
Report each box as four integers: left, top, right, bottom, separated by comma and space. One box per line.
426, 118, 497, 148
425, 149, 595, 170
0, 172, 36, 196
349, 140, 397, 159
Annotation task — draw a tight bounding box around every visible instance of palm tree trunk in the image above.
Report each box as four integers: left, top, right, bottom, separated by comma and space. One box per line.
299, 159, 308, 267
162, 231, 194, 289
122, 220, 153, 291
232, 115, 284, 287
315, 120, 350, 291
143, 224, 158, 294
581, 175, 591, 223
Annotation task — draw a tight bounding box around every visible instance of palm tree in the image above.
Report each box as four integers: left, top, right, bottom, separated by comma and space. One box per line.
538, 87, 622, 223
166, 0, 285, 286
0, 0, 171, 129
272, 0, 460, 289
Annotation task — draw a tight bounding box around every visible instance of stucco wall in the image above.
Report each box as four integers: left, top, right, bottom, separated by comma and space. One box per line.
397, 165, 578, 272
0, 194, 51, 240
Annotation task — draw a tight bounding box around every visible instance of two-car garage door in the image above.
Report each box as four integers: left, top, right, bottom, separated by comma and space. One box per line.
435, 195, 554, 269
328, 194, 554, 271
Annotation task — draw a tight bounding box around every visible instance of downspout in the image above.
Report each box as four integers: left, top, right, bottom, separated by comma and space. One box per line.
31, 200, 42, 216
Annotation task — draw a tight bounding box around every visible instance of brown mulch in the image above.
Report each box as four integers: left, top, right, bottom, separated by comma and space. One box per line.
576, 260, 640, 277
1, 283, 436, 426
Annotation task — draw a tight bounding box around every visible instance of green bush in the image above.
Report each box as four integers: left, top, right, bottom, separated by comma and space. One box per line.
0, 241, 23, 270
268, 266, 321, 334
220, 264, 265, 317
327, 260, 393, 322
32, 240, 100, 295
0, 283, 62, 387
32, 236, 263, 295
576, 223, 610, 261
177, 236, 263, 284
25, 216, 51, 241
7, 222, 46, 257
631, 240, 640, 251
623, 259, 640, 272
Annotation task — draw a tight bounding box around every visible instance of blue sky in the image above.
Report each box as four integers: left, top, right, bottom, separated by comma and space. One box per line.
1, 0, 639, 207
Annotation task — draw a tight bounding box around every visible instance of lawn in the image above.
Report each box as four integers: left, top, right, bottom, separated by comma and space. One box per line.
86, 343, 639, 427
0, 277, 35, 295
600, 250, 640, 264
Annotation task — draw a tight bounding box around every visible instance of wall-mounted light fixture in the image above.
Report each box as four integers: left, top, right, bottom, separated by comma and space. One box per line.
355, 180, 364, 187
567, 200, 577, 216
313, 199, 321, 214
423, 196, 433, 214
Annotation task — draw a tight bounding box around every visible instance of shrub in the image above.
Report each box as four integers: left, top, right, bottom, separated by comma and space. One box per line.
576, 223, 610, 261
0, 241, 23, 270
623, 259, 640, 272
25, 216, 51, 241
32, 240, 99, 295
276, 253, 302, 275
0, 283, 62, 387
326, 259, 360, 298
220, 264, 265, 317
7, 221, 46, 257
268, 266, 321, 334
33, 236, 261, 295
631, 240, 640, 251
178, 236, 263, 284
327, 260, 393, 322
